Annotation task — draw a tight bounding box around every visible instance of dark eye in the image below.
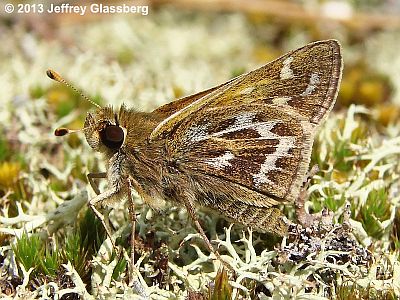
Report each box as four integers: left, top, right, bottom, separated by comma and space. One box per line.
100, 125, 124, 149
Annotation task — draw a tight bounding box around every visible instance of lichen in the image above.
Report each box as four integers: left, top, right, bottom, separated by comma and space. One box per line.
1, 3, 400, 299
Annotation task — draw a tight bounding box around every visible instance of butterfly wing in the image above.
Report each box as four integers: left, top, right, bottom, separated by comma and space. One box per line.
166, 103, 314, 204
150, 40, 342, 141
159, 40, 342, 204
209, 40, 342, 125
152, 77, 238, 119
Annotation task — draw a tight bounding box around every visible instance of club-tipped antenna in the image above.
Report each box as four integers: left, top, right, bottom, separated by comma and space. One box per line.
47, 69, 100, 137
54, 126, 93, 137
46, 69, 101, 109
55, 127, 79, 136
54, 125, 97, 136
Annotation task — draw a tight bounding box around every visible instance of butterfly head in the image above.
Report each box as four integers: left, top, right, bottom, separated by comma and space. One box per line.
84, 107, 126, 152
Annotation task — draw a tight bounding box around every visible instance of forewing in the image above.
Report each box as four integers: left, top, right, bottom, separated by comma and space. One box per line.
210, 40, 342, 125
152, 77, 237, 119
151, 40, 342, 141
167, 104, 314, 203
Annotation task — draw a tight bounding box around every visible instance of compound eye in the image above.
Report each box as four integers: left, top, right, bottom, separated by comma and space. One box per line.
100, 125, 124, 149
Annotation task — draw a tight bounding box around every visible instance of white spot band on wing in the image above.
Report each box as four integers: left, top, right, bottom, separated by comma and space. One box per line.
205, 151, 235, 169
301, 73, 320, 96
280, 57, 294, 80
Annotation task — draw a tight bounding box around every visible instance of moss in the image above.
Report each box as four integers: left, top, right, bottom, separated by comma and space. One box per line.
12, 233, 43, 274
359, 188, 392, 238
2, 5, 400, 299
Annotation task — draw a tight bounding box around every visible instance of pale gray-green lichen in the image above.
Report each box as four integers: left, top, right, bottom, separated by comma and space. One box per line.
0, 5, 400, 300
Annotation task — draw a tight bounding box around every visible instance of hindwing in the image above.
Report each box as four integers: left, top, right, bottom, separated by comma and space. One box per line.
167, 104, 314, 202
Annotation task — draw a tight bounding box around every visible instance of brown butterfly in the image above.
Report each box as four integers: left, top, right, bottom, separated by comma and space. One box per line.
49, 39, 342, 266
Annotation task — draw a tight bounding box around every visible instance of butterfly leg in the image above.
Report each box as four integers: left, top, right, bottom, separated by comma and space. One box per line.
126, 177, 138, 285
295, 164, 322, 227
88, 187, 121, 250
88, 172, 106, 195
88, 173, 142, 288
87, 171, 129, 252
87, 172, 111, 243
181, 193, 235, 274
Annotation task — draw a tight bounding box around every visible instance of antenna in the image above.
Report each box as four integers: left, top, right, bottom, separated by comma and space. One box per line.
54, 127, 92, 137
47, 69, 100, 137
46, 69, 101, 109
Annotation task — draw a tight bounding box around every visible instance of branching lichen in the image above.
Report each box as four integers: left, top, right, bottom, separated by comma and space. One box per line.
0, 5, 400, 300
